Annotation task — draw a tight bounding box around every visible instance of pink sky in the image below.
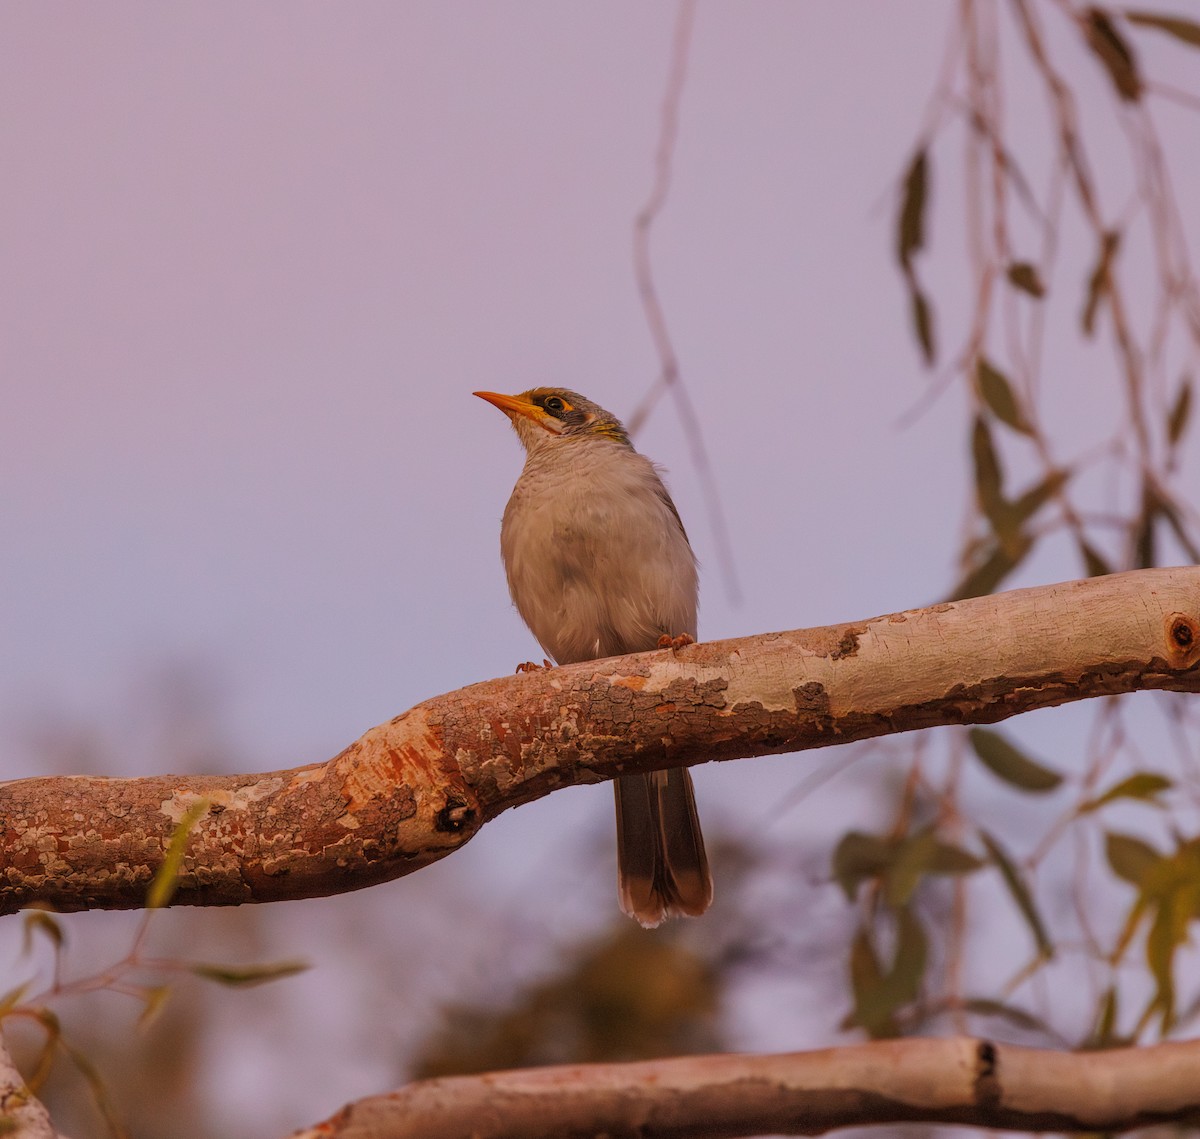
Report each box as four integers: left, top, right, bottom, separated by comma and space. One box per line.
3, 4, 1198, 1133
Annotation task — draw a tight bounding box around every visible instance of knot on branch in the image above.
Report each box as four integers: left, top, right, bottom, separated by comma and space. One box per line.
1165, 612, 1200, 670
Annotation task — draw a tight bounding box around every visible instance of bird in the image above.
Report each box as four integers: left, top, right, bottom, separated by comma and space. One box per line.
475, 387, 712, 927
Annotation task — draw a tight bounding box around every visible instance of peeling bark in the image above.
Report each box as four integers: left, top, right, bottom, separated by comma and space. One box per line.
0, 1031, 66, 1139
287, 1036, 1200, 1138
2, 568, 1198, 915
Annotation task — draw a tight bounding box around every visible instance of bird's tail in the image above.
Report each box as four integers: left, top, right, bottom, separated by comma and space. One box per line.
614, 768, 712, 928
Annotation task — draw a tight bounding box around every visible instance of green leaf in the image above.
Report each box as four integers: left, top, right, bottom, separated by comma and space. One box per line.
138, 985, 171, 1030
1156, 488, 1200, 563
971, 416, 1007, 528
147, 798, 209, 909
896, 149, 928, 268
59, 1036, 126, 1138
909, 281, 936, 365
845, 911, 927, 1038
1132, 481, 1200, 569
926, 840, 985, 876
1125, 11, 1200, 47
1084, 985, 1122, 1049
191, 959, 310, 988
832, 831, 893, 901
847, 927, 892, 1037
1082, 772, 1172, 813
22, 910, 65, 955
1168, 377, 1192, 448
27, 1009, 61, 1093
889, 908, 928, 1009
961, 997, 1052, 1035
969, 417, 1017, 547
1083, 7, 1143, 100
1145, 889, 1189, 1031
1006, 261, 1046, 298
976, 357, 1034, 435
946, 532, 1033, 601
1134, 480, 1157, 569
980, 830, 1054, 958
834, 829, 982, 906
884, 829, 939, 909
1082, 230, 1121, 335
1079, 538, 1113, 577
969, 727, 1063, 793
1009, 468, 1070, 529
0, 984, 29, 1016
1105, 831, 1163, 888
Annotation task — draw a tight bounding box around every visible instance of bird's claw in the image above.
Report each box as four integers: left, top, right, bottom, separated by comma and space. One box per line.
657, 633, 695, 651
515, 659, 553, 674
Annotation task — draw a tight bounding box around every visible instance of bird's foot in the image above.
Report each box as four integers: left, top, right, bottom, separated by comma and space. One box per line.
657, 633, 695, 651
515, 659, 553, 674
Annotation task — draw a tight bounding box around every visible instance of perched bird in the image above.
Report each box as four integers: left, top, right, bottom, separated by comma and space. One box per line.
475, 387, 712, 927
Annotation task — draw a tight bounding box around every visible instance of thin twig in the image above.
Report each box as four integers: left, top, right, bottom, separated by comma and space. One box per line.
627, 0, 742, 603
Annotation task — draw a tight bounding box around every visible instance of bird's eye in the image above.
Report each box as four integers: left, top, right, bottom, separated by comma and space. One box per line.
543, 396, 566, 414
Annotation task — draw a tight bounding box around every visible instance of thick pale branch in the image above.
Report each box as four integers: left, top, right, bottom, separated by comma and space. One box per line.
287, 1036, 1200, 1138
2, 568, 1198, 914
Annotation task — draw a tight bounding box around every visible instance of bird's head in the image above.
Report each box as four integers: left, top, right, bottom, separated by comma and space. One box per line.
474, 388, 632, 452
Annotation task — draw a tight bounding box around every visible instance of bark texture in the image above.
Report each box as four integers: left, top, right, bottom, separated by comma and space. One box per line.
288, 1036, 1200, 1138
3, 568, 1198, 915
0, 1032, 64, 1139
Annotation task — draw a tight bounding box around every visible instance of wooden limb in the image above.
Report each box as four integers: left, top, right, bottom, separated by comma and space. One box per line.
2, 568, 1198, 915
0, 1031, 64, 1139
288, 1036, 1200, 1138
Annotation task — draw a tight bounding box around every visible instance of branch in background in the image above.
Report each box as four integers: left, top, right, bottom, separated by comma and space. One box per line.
289, 1035, 1200, 1139
2, 568, 1197, 916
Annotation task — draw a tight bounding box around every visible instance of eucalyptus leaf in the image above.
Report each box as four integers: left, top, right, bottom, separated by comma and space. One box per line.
22, 910, 65, 954
1083, 7, 1142, 101
897, 149, 928, 268
971, 416, 1021, 554
969, 727, 1063, 792
1006, 261, 1046, 298
1125, 11, 1200, 47
976, 358, 1033, 435
884, 829, 939, 909
1082, 230, 1120, 335
1009, 468, 1070, 528
980, 830, 1054, 958
1104, 831, 1162, 888
832, 831, 893, 901
1082, 773, 1172, 813
961, 997, 1052, 1035
910, 281, 936, 365
191, 959, 310, 988
1167, 377, 1192, 448
147, 798, 209, 910
946, 532, 1033, 601
1079, 539, 1113, 578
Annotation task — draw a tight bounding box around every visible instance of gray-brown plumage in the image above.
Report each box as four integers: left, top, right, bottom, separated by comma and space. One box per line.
475, 387, 712, 927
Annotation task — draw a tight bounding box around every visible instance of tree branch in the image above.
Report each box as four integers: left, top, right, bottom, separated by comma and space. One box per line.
3, 568, 1198, 915
0, 1030, 64, 1139
288, 1035, 1200, 1138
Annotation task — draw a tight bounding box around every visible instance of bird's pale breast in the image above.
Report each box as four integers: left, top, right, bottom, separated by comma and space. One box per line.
500, 439, 698, 665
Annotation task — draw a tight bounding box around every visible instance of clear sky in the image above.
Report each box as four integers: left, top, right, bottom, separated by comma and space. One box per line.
2, 3, 1198, 1134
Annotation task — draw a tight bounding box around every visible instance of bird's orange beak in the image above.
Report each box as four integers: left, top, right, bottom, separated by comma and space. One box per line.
474, 390, 559, 432
474, 390, 533, 419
